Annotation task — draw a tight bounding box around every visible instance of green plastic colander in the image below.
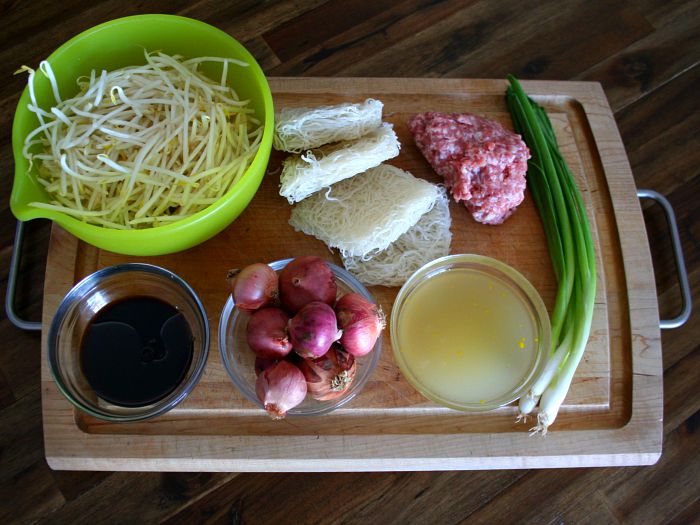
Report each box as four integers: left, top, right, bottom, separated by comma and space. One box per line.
9, 14, 273, 256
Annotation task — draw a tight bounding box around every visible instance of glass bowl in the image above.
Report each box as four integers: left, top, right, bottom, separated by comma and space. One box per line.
391, 254, 551, 412
48, 263, 209, 421
219, 259, 382, 416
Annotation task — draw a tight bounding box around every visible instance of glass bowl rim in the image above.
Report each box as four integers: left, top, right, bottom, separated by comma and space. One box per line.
218, 258, 383, 417
390, 253, 551, 412
47, 262, 210, 422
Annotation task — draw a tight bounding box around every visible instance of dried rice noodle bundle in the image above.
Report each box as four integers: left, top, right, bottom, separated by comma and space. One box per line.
274, 99, 383, 153
342, 186, 451, 286
279, 123, 400, 204
289, 163, 438, 258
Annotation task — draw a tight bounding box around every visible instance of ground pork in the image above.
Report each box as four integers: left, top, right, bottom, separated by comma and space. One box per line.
408, 112, 530, 224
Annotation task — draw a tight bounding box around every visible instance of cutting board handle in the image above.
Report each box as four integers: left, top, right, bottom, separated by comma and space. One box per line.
637, 189, 692, 329
5, 220, 42, 331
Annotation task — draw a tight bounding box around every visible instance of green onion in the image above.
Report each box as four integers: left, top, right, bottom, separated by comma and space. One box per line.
506, 75, 597, 434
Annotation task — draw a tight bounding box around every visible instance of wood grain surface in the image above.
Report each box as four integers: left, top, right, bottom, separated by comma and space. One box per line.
39, 78, 659, 470
1, 1, 698, 523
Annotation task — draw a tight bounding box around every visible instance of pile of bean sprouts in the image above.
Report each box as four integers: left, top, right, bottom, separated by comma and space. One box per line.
20, 51, 262, 229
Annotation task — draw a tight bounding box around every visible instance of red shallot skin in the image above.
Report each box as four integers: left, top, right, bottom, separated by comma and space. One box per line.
254, 356, 280, 376
246, 307, 293, 358
289, 301, 342, 359
227, 263, 279, 311
335, 293, 385, 357
297, 345, 356, 401
255, 361, 307, 419
279, 256, 337, 314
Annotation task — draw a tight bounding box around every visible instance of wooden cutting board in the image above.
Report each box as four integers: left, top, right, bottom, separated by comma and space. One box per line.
40, 78, 662, 471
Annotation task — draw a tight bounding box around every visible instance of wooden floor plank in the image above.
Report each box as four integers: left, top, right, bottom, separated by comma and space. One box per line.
176, 0, 328, 42
659, 168, 700, 273
0, 0, 108, 50
667, 496, 700, 525
0, 321, 42, 401
546, 490, 621, 525
241, 36, 281, 71
663, 346, 700, 435
576, 1, 700, 111
0, 460, 65, 525
446, 1, 654, 80
633, 0, 700, 28
599, 411, 700, 525
163, 470, 530, 525
0, 388, 45, 484
266, 0, 470, 77
161, 472, 402, 524
0, 1, 194, 104
455, 468, 607, 524
263, 0, 396, 62
32, 472, 237, 525
331, 0, 652, 79
0, 1, 698, 523
615, 65, 700, 193
349, 470, 528, 524
0, 367, 16, 411
49, 470, 113, 503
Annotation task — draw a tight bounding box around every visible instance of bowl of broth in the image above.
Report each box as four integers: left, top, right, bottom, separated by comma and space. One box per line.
390, 254, 550, 411
48, 263, 209, 421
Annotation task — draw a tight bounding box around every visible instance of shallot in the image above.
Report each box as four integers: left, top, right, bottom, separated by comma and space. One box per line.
246, 307, 293, 358
335, 293, 385, 356
297, 345, 356, 401
254, 356, 279, 376
289, 301, 342, 358
255, 361, 307, 419
227, 263, 278, 311
279, 256, 337, 314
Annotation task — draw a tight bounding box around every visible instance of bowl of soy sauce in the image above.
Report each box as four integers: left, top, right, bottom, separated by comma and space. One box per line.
48, 263, 209, 421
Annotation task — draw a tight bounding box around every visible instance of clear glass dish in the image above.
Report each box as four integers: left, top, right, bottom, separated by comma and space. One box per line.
48, 263, 209, 422
391, 254, 551, 412
218, 258, 382, 416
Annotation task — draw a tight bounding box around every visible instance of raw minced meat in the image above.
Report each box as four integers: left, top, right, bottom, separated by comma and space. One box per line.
408, 112, 530, 224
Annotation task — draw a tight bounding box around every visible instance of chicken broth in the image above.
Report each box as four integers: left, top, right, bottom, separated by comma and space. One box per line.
395, 268, 539, 405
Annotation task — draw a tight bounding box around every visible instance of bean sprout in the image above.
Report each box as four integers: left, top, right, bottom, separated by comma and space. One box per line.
21, 51, 262, 228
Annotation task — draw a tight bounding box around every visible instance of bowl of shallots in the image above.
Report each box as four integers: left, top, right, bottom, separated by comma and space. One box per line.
218, 256, 384, 418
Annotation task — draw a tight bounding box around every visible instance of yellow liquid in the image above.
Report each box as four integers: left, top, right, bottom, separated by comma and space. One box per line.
396, 269, 539, 405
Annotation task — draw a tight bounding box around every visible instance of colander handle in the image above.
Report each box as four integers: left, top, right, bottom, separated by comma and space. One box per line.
5, 221, 42, 331
637, 189, 692, 329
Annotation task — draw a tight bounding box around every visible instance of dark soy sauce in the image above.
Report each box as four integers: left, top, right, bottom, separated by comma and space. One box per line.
80, 296, 194, 407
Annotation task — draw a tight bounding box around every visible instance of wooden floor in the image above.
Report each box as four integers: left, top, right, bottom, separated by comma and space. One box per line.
1, 1, 698, 523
